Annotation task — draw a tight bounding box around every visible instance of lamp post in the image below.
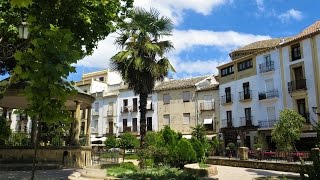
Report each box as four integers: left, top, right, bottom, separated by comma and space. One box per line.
0, 21, 29, 60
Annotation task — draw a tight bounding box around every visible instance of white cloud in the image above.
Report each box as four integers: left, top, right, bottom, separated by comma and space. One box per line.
256, 0, 264, 12
134, 0, 230, 25
278, 9, 303, 23
171, 30, 271, 54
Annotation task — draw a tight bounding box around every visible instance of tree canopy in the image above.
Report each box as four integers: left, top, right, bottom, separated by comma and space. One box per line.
0, 0, 133, 123
271, 109, 305, 151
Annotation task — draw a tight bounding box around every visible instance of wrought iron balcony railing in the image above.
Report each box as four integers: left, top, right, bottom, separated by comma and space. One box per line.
221, 95, 233, 105
200, 102, 215, 111
240, 116, 253, 126
258, 120, 277, 128
259, 61, 274, 73
221, 119, 233, 128
288, 79, 307, 92
239, 90, 252, 101
258, 89, 279, 100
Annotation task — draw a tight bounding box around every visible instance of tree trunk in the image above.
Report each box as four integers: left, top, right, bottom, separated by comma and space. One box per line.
30, 116, 37, 146
31, 116, 41, 180
139, 92, 148, 168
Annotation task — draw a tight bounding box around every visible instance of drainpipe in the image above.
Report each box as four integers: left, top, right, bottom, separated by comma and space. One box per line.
195, 86, 199, 126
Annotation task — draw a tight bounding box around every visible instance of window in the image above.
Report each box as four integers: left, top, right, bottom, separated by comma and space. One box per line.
226, 111, 232, 121
123, 99, 128, 106
243, 82, 251, 99
163, 94, 170, 104
291, 43, 301, 61
265, 54, 271, 65
245, 108, 251, 121
147, 98, 152, 110
132, 118, 137, 132
238, 59, 253, 71
99, 77, 104, 81
182, 91, 191, 102
163, 114, 170, 126
147, 117, 152, 131
94, 102, 99, 112
183, 113, 190, 124
221, 65, 234, 77
8, 112, 11, 121
267, 107, 276, 121
133, 98, 138, 111
225, 87, 231, 103
297, 99, 307, 122
123, 119, 128, 132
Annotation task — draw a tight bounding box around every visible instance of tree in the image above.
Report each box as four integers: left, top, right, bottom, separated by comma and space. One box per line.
110, 8, 175, 167
0, 116, 11, 145
118, 132, 139, 161
105, 135, 118, 149
1, 1, 133, 179
175, 138, 197, 169
271, 109, 305, 151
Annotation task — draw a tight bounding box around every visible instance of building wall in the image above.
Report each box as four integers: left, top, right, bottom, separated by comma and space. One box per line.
196, 89, 220, 133
117, 89, 157, 136
281, 37, 318, 126
157, 87, 197, 134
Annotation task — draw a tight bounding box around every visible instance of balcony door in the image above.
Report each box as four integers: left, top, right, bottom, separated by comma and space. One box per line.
226, 111, 232, 127
225, 87, 231, 103
204, 95, 213, 109
245, 108, 252, 125
123, 119, 127, 132
109, 121, 113, 134
297, 99, 307, 122
294, 66, 303, 80
147, 117, 152, 131
243, 82, 250, 99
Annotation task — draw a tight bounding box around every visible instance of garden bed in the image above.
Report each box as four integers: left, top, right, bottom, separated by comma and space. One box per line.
184, 163, 218, 178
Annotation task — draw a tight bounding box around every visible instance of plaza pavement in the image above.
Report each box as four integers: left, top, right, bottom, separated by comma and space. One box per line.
0, 165, 300, 180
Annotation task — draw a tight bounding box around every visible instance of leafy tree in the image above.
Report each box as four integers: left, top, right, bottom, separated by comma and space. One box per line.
105, 135, 118, 149
175, 138, 197, 169
118, 132, 139, 161
1, 1, 133, 179
191, 124, 210, 155
190, 138, 205, 162
110, 8, 175, 164
271, 109, 305, 151
0, 116, 11, 145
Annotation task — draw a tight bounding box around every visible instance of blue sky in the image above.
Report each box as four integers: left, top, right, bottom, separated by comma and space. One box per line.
70, 0, 319, 81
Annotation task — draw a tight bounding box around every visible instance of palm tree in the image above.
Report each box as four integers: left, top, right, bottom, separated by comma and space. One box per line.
111, 8, 175, 150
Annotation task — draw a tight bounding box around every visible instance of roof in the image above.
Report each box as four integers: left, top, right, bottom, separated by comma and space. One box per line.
282, 20, 320, 45
154, 76, 208, 91
195, 75, 219, 91
231, 38, 282, 53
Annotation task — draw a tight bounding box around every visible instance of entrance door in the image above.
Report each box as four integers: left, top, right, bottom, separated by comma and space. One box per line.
123, 119, 127, 132
109, 121, 113, 134
245, 136, 251, 148
147, 117, 152, 131
245, 108, 252, 125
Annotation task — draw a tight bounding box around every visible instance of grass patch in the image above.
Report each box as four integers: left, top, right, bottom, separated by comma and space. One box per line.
125, 153, 138, 159
106, 163, 200, 180
198, 163, 209, 168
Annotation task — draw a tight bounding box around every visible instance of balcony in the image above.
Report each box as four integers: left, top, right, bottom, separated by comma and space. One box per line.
132, 105, 138, 112
107, 109, 113, 117
258, 120, 277, 129
259, 61, 274, 73
221, 119, 233, 128
240, 116, 253, 127
288, 79, 307, 93
121, 106, 129, 113
200, 102, 215, 111
92, 110, 99, 116
258, 89, 279, 100
239, 91, 252, 101
221, 95, 233, 105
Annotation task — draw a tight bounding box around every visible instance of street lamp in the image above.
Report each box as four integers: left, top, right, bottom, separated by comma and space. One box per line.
0, 21, 29, 60
19, 22, 29, 40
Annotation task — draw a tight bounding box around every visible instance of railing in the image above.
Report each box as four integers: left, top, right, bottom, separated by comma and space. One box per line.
258, 120, 277, 128
121, 106, 129, 113
200, 102, 215, 111
132, 105, 138, 112
301, 113, 310, 124
221, 119, 233, 128
121, 127, 131, 133
258, 89, 279, 100
221, 95, 233, 105
107, 109, 113, 116
239, 90, 252, 101
259, 61, 274, 73
249, 150, 311, 163
240, 116, 253, 126
288, 79, 307, 92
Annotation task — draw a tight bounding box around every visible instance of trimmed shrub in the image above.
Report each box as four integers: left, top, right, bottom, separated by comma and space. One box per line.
175, 138, 197, 169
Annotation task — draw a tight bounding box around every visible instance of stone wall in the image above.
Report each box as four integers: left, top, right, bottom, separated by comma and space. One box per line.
0, 146, 92, 168
207, 157, 308, 173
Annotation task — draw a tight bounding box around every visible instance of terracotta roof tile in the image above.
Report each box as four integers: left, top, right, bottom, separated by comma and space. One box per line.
231, 38, 282, 53
154, 76, 208, 91
283, 20, 320, 45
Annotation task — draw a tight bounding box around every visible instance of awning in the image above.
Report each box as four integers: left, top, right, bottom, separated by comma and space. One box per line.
300, 132, 317, 138
206, 134, 217, 140
203, 118, 213, 124
182, 134, 192, 139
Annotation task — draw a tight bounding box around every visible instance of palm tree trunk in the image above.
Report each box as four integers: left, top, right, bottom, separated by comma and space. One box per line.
139, 92, 148, 168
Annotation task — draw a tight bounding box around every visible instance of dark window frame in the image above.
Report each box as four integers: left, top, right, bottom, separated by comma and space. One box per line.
237, 59, 253, 71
